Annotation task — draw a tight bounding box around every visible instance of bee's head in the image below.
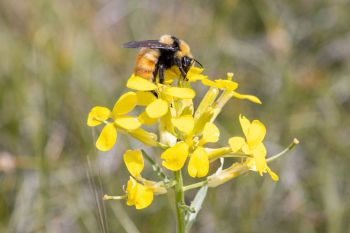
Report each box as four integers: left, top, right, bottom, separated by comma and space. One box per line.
182, 56, 193, 68
182, 56, 203, 70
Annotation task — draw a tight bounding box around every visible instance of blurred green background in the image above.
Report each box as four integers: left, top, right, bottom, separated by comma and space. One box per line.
1, 0, 350, 232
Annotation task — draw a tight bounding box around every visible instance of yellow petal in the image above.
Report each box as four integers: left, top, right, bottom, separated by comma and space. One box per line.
188, 147, 209, 178
87, 106, 111, 126
124, 150, 144, 177
114, 116, 141, 130
112, 92, 137, 117
215, 79, 238, 91
164, 87, 195, 99
266, 166, 279, 181
146, 99, 168, 119
171, 115, 194, 134
177, 99, 194, 116
161, 142, 189, 171
201, 78, 217, 88
186, 67, 207, 82
96, 123, 117, 151
126, 177, 153, 209
129, 128, 158, 147
164, 68, 179, 83
241, 143, 251, 155
136, 91, 156, 106
127, 74, 157, 91
228, 137, 245, 152
232, 92, 262, 104
188, 66, 204, 74
252, 143, 267, 175
239, 115, 251, 139
202, 79, 238, 90
246, 120, 266, 149
138, 112, 158, 125
200, 122, 220, 144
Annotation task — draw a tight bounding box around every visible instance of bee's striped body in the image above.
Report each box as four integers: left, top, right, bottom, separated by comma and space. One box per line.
134, 48, 160, 81
125, 35, 194, 83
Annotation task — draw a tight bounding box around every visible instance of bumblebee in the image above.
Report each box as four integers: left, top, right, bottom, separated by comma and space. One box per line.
123, 35, 202, 84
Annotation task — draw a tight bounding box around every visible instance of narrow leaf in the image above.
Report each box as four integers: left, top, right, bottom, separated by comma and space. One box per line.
185, 186, 208, 233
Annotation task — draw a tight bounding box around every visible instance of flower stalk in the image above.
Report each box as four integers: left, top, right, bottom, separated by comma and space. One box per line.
174, 171, 185, 233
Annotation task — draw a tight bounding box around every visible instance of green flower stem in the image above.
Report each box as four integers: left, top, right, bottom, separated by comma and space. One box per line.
183, 180, 208, 192
267, 138, 299, 163
174, 171, 185, 233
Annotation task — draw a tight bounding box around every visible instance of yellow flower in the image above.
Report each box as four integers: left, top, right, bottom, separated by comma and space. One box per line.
123, 149, 167, 209
126, 177, 154, 209
160, 115, 219, 178
87, 92, 141, 151
228, 115, 278, 181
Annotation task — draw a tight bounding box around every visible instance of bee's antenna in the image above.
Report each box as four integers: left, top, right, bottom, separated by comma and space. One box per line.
193, 58, 203, 68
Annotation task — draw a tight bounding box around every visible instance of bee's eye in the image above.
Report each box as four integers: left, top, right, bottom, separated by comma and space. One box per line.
182, 56, 193, 67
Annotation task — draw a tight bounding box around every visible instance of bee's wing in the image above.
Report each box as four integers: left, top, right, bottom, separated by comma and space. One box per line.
123, 40, 176, 51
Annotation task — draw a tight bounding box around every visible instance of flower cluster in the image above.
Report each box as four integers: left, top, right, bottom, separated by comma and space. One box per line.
88, 66, 297, 210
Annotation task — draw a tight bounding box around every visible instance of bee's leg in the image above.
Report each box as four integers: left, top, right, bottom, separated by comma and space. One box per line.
152, 65, 159, 83
159, 64, 165, 84
175, 58, 187, 80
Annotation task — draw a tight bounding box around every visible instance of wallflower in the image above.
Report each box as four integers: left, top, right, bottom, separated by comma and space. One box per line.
123, 149, 167, 209
161, 114, 219, 178
87, 92, 141, 151
228, 115, 278, 181
96, 63, 296, 218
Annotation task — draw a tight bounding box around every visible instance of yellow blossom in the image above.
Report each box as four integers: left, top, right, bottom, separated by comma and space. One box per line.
122, 150, 167, 209
162, 115, 219, 177
228, 115, 278, 180
126, 177, 154, 209
87, 92, 141, 151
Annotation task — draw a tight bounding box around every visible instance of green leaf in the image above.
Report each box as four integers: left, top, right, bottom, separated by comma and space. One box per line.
185, 186, 208, 233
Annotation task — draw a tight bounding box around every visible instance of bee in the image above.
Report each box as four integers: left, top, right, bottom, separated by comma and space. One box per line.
123, 35, 202, 84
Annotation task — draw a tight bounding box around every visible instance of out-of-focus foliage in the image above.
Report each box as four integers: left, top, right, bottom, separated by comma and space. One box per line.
0, 0, 349, 232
